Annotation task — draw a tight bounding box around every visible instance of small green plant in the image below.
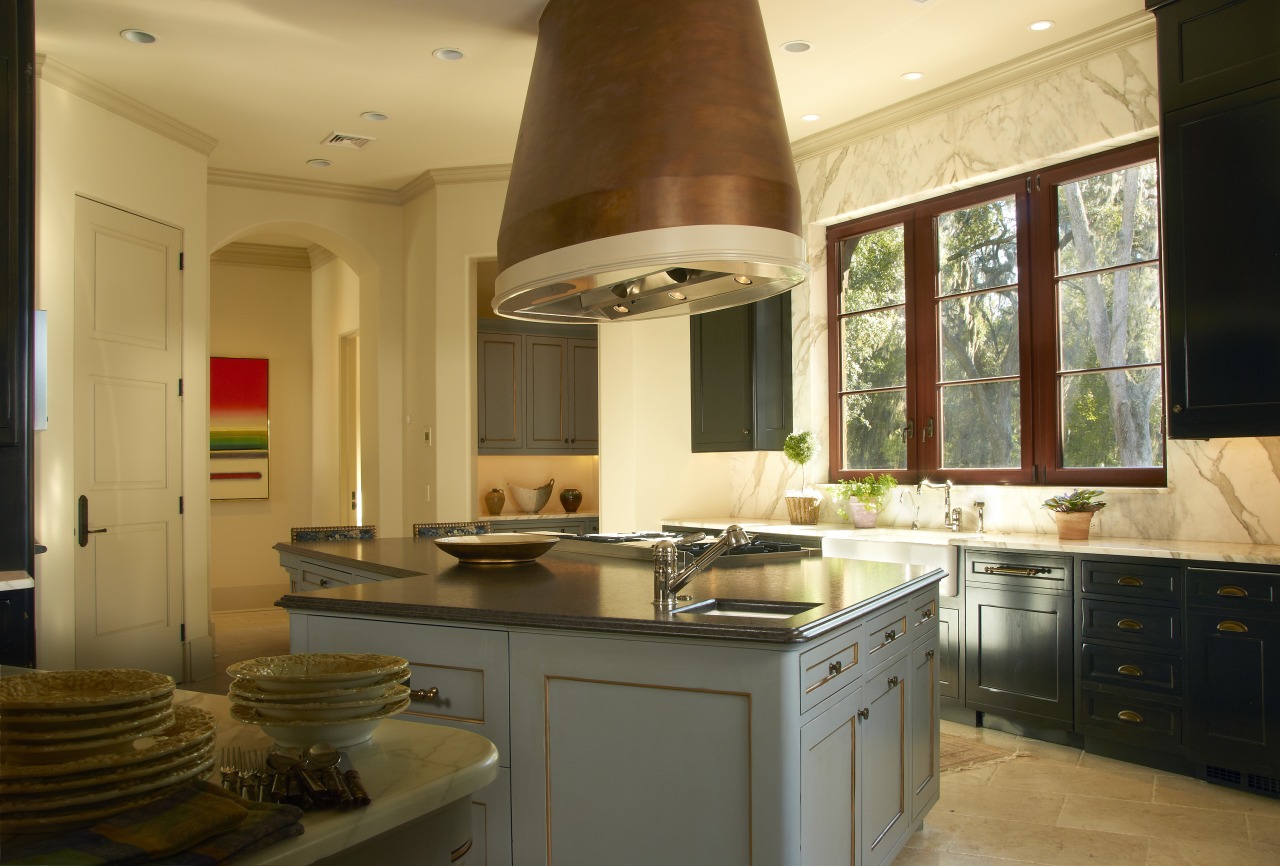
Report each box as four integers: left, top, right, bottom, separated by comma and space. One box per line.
1042, 489, 1107, 513
832, 474, 898, 518
782, 431, 817, 495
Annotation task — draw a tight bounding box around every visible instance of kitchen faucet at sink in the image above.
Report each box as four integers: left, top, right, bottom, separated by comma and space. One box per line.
917, 479, 962, 532
652, 525, 752, 608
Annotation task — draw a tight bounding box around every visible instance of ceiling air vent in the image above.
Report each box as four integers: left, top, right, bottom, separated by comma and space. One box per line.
320, 132, 375, 149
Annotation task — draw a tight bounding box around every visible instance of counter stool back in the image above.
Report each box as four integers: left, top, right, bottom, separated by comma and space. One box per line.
413, 521, 492, 538
290, 524, 378, 543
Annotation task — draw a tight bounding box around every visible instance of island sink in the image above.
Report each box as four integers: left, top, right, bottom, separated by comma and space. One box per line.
672, 598, 821, 619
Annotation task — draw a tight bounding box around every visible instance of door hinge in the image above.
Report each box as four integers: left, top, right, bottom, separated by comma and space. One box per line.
180, 623, 186, 641
179, 252, 184, 271
178, 378, 183, 397
178, 496, 184, 515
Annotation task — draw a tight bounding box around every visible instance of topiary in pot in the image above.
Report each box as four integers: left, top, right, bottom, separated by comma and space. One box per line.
782, 431, 820, 524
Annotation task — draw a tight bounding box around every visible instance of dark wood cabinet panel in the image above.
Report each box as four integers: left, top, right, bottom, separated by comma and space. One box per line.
1152, 0, 1280, 438
477, 332, 522, 450
690, 293, 792, 452
525, 335, 568, 450
965, 584, 1074, 725
566, 338, 598, 451
1187, 610, 1280, 771
937, 605, 960, 701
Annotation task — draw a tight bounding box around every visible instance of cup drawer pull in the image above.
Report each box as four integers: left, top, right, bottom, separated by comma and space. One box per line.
828, 660, 843, 677
1117, 576, 1144, 587
1116, 664, 1144, 678
883, 629, 899, 643
1116, 619, 1144, 631
410, 687, 440, 702
1117, 710, 1144, 724
1217, 621, 1248, 633
1217, 585, 1248, 598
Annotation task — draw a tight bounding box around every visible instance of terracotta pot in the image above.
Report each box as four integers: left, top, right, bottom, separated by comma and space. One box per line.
1052, 511, 1094, 541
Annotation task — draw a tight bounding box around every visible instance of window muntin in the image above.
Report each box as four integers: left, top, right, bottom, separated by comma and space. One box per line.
826, 141, 1164, 486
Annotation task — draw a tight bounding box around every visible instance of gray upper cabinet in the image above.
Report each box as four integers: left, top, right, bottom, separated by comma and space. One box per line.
479, 324, 598, 455
690, 292, 792, 452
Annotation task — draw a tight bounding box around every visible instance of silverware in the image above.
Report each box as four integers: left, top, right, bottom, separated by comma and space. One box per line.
219, 747, 240, 795
338, 751, 370, 808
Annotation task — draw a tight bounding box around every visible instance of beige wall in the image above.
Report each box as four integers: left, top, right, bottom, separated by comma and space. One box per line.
309, 257, 360, 525
34, 77, 212, 672
209, 260, 312, 611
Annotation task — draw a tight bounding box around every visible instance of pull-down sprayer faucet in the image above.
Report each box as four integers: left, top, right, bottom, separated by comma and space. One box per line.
653, 525, 751, 608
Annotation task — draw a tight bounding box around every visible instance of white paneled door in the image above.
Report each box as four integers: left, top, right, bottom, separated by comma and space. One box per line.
74, 196, 184, 679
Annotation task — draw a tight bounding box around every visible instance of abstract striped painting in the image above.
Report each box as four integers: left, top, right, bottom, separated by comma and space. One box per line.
210, 356, 269, 499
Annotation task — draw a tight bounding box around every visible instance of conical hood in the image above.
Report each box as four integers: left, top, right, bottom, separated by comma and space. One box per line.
495, 0, 807, 323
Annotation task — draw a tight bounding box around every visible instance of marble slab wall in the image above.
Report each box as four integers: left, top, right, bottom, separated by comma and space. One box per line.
727, 26, 1280, 547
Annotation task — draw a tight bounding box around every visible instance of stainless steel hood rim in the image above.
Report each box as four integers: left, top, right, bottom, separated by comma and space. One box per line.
494, 224, 808, 323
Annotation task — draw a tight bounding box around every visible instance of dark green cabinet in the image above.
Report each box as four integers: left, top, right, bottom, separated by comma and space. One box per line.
936, 604, 961, 701
1149, 0, 1280, 437
689, 293, 791, 452
478, 328, 598, 455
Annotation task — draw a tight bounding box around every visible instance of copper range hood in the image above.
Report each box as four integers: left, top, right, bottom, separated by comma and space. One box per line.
494, 0, 807, 323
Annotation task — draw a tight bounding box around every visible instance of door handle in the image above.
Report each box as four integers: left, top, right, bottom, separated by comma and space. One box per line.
77, 495, 108, 547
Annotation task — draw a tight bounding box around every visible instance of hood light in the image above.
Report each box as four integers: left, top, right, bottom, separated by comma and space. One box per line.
667, 291, 686, 301
612, 305, 630, 314
734, 276, 754, 285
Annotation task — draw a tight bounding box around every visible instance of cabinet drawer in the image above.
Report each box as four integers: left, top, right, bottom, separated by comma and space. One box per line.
911, 592, 939, 633
1080, 599, 1181, 650
966, 549, 1072, 592
799, 624, 861, 714
1080, 643, 1182, 696
1187, 567, 1280, 613
298, 560, 355, 591
1081, 560, 1181, 602
864, 600, 910, 666
1078, 688, 1183, 751
302, 616, 511, 761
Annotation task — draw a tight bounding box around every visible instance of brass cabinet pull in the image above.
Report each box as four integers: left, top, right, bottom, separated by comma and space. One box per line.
828, 660, 843, 677
919, 608, 935, 620
925, 650, 935, 660
983, 565, 1051, 577
1116, 664, 1144, 678
887, 675, 900, 688
1117, 576, 1144, 587
410, 687, 440, 702
1117, 710, 1144, 724
884, 629, 898, 643
1217, 621, 1248, 633
1217, 585, 1248, 598
1116, 619, 1144, 631
318, 578, 329, 587
858, 708, 870, 720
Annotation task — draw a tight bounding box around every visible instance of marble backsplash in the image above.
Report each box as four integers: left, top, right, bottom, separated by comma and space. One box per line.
724, 18, 1280, 548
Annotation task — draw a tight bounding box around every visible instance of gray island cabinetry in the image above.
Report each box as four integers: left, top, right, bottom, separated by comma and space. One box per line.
275, 539, 943, 866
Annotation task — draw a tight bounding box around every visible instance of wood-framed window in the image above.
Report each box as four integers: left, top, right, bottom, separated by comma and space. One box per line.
827, 140, 1164, 487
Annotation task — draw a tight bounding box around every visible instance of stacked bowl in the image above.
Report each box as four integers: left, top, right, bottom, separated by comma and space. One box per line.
227, 653, 410, 748
0, 669, 217, 833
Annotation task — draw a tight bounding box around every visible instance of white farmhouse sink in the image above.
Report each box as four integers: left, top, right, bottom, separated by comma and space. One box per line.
821, 532, 978, 597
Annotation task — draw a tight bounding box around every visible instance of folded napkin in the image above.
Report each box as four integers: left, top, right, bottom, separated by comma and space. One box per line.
0, 780, 304, 866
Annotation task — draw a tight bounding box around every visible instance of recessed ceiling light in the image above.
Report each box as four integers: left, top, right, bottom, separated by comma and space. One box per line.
901, 71, 924, 81
1029, 20, 1054, 31
801, 114, 821, 122
306, 159, 332, 169
433, 47, 465, 61
120, 29, 157, 44
781, 40, 812, 53
360, 111, 389, 122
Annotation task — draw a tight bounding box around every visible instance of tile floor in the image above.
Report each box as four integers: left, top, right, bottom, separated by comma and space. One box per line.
191, 609, 1280, 865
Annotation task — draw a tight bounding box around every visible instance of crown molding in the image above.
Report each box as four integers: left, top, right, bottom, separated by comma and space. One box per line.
790, 12, 1156, 163
35, 54, 219, 156
308, 245, 337, 269
398, 164, 512, 203
211, 242, 312, 270
206, 168, 402, 205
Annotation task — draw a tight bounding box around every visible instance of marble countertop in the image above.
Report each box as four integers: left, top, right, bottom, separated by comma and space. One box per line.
483, 511, 598, 520
662, 518, 1280, 566
176, 688, 497, 866
275, 538, 942, 644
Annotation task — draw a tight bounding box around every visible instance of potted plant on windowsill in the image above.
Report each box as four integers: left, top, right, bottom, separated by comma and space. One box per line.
833, 474, 898, 529
1043, 489, 1106, 541
782, 431, 821, 525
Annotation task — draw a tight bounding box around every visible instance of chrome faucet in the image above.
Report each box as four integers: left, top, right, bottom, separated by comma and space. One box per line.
917, 479, 961, 532
653, 525, 751, 609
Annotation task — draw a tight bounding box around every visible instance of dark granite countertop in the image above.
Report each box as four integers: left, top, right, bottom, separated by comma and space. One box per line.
274, 538, 944, 644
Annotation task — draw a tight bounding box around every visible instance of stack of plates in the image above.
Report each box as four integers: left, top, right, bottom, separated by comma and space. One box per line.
0, 669, 217, 833
227, 653, 410, 747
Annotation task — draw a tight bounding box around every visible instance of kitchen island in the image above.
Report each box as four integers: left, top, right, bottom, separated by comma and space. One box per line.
275, 538, 945, 866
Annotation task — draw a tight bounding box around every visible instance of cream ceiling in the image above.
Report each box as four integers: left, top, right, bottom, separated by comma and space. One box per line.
35, 0, 1146, 193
